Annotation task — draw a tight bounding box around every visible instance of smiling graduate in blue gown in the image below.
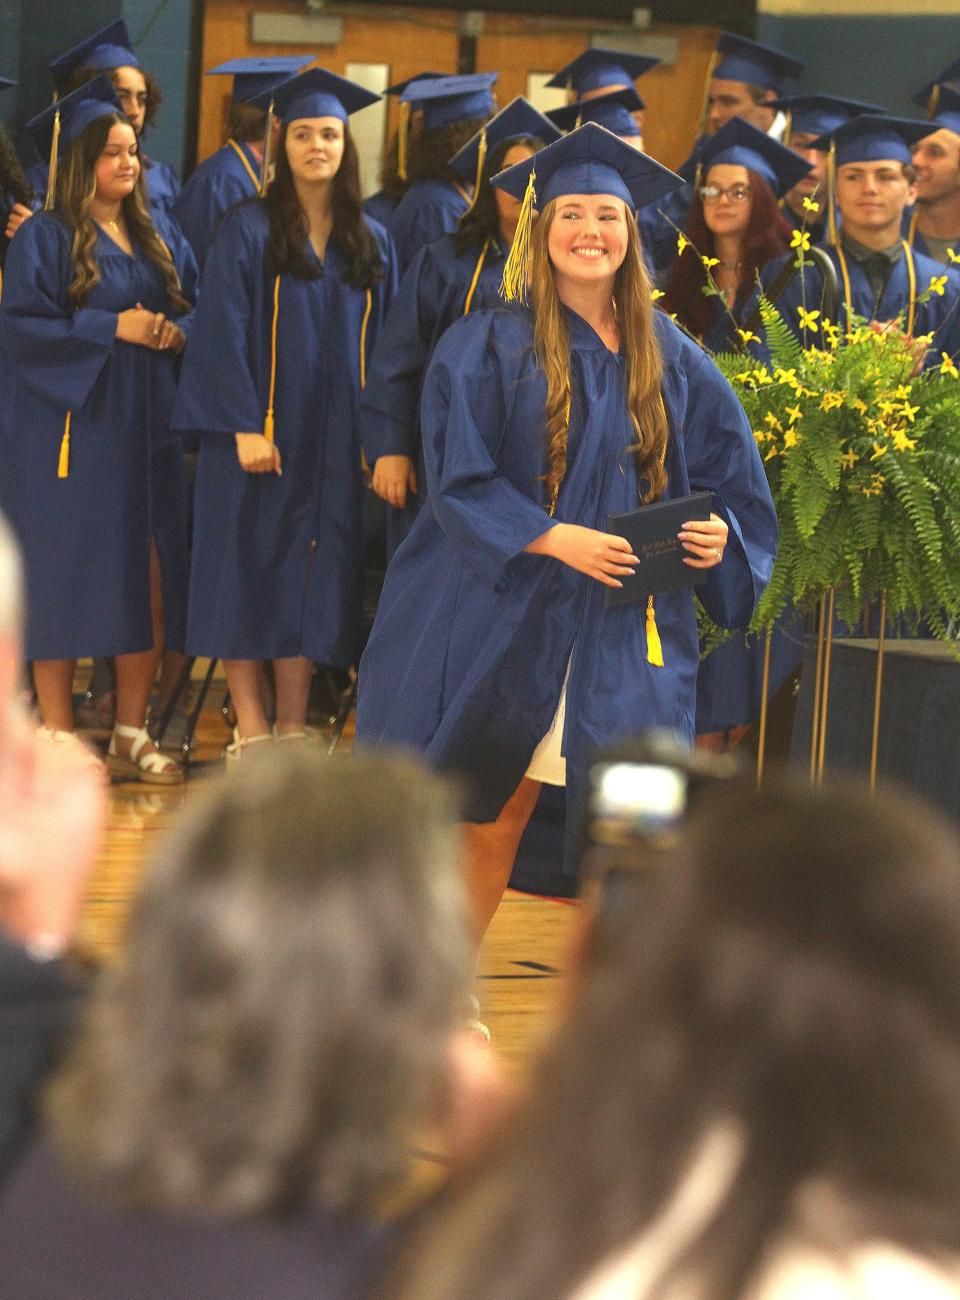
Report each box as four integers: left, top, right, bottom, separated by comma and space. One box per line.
361, 97, 561, 558
356, 127, 777, 912
172, 69, 397, 752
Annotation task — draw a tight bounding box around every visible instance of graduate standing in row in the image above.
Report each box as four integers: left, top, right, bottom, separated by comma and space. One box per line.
908, 84, 960, 264
388, 73, 497, 273
357, 125, 777, 944
174, 56, 313, 269
361, 97, 561, 556
0, 78, 197, 781
173, 69, 397, 760
363, 71, 442, 230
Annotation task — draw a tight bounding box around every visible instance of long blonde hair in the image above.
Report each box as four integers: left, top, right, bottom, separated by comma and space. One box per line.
57, 113, 188, 313
530, 199, 669, 511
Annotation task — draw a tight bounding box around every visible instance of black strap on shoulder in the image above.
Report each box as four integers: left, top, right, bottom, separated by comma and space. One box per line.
740, 244, 841, 345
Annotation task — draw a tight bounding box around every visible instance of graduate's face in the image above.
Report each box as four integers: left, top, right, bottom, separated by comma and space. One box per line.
94, 123, 140, 203
786, 132, 826, 200
836, 160, 917, 238
285, 116, 345, 185
912, 128, 960, 205
701, 163, 753, 240
547, 194, 630, 293
112, 66, 148, 134
493, 143, 536, 244
707, 79, 775, 133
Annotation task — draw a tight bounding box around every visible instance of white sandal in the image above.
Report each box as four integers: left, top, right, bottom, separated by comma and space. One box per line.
225, 728, 272, 768
272, 724, 321, 743
107, 724, 183, 786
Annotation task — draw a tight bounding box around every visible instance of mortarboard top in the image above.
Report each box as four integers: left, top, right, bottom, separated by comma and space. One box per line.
547, 87, 645, 138
26, 74, 122, 159
50, 20, 138, 93
913, 58, 960, 114
813, 114, 935, 167
712, 33, 803, 93
248, 67, 380, 124
383, 71, 443, 98
492, 120, 682, 212
399, 73, 497, 131
448, 96, 561, 182
206, 57, 314, 105
770, 93, 885, 142
929, 85, 960, 137
696, 116, 812, 198
545, 47, 659, 96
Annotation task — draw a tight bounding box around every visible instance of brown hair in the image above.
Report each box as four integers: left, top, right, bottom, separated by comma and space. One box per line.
265, 120, 384, 289
61, 62, 163, 130
452, 134, 545, 257
407, 116, 489, 185
531, 198, 669, 509
227, 100, 267, 144
46, 748, 470, 1219
56, 113, 188, 312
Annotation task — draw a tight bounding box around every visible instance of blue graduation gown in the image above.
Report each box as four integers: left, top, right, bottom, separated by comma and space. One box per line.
0, 212, 198, 661
363, 190, 398, 228
360, 233, 508, 556
172, 201, 398, 665
25, 158, 181, 227
356, 306, 777, 852
756, 242, 960, 361
174, 140, 261, 269
387, 177, 471, 274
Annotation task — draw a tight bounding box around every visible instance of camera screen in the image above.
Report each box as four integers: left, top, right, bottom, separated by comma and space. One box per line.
587, 761, 688, 846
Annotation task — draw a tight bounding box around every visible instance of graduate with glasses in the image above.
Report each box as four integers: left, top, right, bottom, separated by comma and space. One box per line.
172, 69, 397, 762
357, 125, 777, 945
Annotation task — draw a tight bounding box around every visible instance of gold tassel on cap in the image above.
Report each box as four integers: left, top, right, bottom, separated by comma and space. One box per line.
696, 50, 720, 139
783, 108, 793, 148
396, 100, 411, 182
57, 411, 72, 478
645, 595, 664, 667
499, 167, 537, 304
259, 98, 274, 196
928, 83, 941, 119
45, 104, 61, 212
826, 138, 838, 247
460, 128, 487, 217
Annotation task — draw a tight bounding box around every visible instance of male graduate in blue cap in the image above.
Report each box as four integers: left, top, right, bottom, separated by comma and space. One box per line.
363, 71, 443, 229
546, 46, 659, 141
547, 87, 647, 150
757, 115, 960, 361
908, 86, 960, 264
174, 57, 313, 268
387, 73, 498, 273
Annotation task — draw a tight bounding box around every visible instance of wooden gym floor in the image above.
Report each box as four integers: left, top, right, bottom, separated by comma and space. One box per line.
75, 664, 580, 1079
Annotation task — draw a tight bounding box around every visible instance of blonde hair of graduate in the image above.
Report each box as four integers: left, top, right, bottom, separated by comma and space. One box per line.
57, 112, 188, 313
530, 198, 669, 509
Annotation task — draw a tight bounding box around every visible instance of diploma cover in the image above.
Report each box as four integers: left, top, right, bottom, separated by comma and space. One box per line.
604, 491, 714, 608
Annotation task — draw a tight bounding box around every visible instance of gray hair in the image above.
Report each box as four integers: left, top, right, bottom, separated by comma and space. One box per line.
48, 747, 470, 1217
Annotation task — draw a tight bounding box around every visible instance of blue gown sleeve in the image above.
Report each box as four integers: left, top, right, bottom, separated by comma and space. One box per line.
0, 214, 117, 412
391, 187, 462, 274
421, 312, 556, 590
174, 164, 252, 270
152, 213, 199, 338
664, 334, 778, 628
360, 243, 443, 463
171, 206, 263, 436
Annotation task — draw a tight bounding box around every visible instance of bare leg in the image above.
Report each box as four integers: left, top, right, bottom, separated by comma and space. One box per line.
696, 725, 749, 753
464, 776, 542, 947
224, 659, 272, 740
273, 657, 314, 735
33, 659, 77, 731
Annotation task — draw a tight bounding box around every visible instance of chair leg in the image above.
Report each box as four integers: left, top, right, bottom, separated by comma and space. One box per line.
150, 658, 195, 748
180, 658, 219, 765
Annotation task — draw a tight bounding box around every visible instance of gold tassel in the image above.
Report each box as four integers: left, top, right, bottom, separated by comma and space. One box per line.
645, 595, 664, 667
694, 161, 703, 194
907, 207, 919, 248
57, 411, 72, 478
575, 111, 582, 130
826, 139, 838, 247
696, 50, 720, 138
259, 98, 274, 196
396, 100, 411, 182
461, 128, 487, 217
928, 83, 941, 120
499, 168, 537, 304
45, 105, 61, 212
264, 275, 280, 441
783, 108, 792, 148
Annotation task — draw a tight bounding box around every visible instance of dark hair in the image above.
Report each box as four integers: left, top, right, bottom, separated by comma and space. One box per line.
47, 748, 470, 1219
407, 116, 489, 185
661, 167, 790, 343
56, 112, 188, 312
453, 134, 545, 257
0, 123, 34, 264
61, 62, 163, 130
378, 774, 960, 1300
265, 120, 384, 288
228, 100, 268, 144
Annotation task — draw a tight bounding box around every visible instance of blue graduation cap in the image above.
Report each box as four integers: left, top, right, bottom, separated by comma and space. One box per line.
399, 73, 497, 131
248, 66, 380, 124
547, 87, 645, 139
383, 71, 443, 99
770, 94, 885, 143
206, 57, 314, 105
448, 96, 562, 201
929, 85, 960, 136
713, 33, 804, 93
492, 122, 684, 301
50, 20, 138, 93
26, 75, 122, 210
545, 47, 659, 97
813, 114, 935, 167
913, 59, 960, 115
697, 117, 812, 198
